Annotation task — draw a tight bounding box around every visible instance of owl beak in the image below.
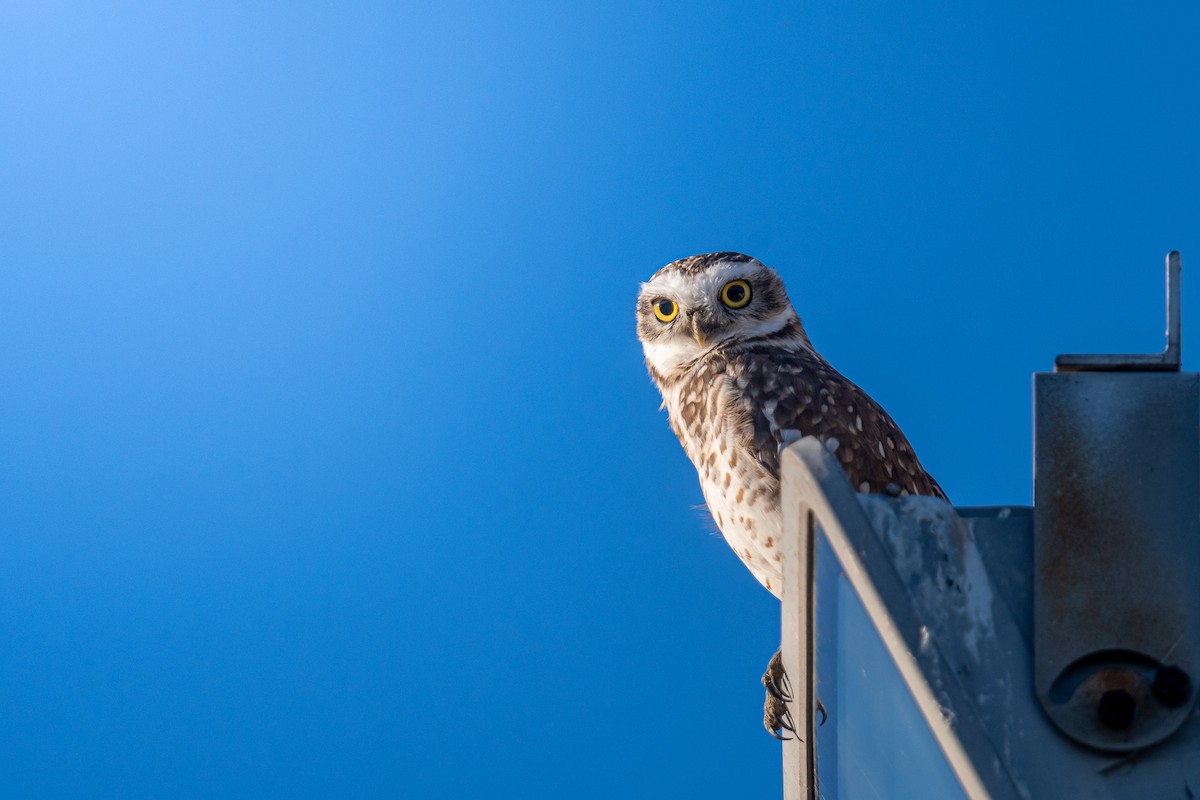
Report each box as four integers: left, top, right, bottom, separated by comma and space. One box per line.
691, 317, 707, 347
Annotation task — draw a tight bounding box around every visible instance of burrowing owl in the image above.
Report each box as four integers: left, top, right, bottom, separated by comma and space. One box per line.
636, 251, 945, 737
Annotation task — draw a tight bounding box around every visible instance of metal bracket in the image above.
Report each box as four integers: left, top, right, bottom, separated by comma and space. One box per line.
1056, 251, 1181, 372
1035, 251, 1199, 752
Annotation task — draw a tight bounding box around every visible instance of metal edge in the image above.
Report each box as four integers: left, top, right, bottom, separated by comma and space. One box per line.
1167, 250, 1182, 366
780, 437, 1015, 800
781, 450, 816, 800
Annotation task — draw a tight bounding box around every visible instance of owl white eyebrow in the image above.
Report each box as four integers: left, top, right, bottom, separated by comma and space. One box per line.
644, 262, 761, 304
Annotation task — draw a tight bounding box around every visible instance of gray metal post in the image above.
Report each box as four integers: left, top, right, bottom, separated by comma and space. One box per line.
778, 253, 1200, 799
1034, 253, 1198, 752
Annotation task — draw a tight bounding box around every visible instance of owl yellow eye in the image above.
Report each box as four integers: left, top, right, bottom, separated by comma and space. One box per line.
721, 280, 752, 309
653, 298, 679, 322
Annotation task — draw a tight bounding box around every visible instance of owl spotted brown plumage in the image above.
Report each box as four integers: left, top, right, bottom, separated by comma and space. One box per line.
636, 251, 946, 737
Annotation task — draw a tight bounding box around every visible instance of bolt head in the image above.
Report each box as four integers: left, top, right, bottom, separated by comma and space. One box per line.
1097, 689, 1136, 730
1153, 666, 1191, 709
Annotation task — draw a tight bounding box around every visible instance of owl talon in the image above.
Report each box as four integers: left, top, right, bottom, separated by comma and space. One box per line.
816, 697, 828, 726
763, 649, 796, 739
764, 669, 792, 702
765, 696, 796, 740
762, 650, 792, 702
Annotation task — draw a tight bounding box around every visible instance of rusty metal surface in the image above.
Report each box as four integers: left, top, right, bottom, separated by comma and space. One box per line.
782, 437, 1200, 798
1056, 252, 1181, 372
1034, 371, 1200, 751
866, 501, 1114, 799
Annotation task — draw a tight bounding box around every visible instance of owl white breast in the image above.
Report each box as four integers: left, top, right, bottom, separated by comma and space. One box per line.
636, 252, 945, 599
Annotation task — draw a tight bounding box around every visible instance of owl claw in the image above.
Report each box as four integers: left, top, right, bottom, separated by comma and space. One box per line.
764, 668, 792, 701
762, 651, 827, 738
762, 650, 792, 702
766, 703, 796, 740
763, 650, 796, 739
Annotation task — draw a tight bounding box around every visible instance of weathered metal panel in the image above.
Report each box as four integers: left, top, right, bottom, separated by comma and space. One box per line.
1034, 371, 1200, 752
781, 438, 1012, 800
781, 435, 1200, 799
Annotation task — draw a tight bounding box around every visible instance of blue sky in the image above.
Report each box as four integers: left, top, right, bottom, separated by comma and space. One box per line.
1, 1, 1198, 797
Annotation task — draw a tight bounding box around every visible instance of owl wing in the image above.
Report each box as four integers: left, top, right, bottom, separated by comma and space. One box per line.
734, 346, 948, 501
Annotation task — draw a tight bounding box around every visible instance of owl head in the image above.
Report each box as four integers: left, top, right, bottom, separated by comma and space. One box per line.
636, 252, 812, 379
